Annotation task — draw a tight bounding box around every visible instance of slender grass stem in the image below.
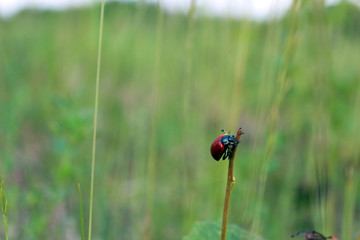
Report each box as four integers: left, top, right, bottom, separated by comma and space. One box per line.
220, 128, 244, 240
1, 203, 8, 240
0, 175, 9, 240
144, 1, 164, 239
78, 183, 85, 240
181, 0, 196, 235
250, 1, 300, 235
341, 167, 355, 240
88, 1, 105, 240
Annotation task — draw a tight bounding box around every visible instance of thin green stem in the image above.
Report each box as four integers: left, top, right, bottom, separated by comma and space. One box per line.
2, 202, 8, 240
0, 170, 9, 240
250, 1, 299, 235
78, 183, 85, 240
220, 128, 244, 240
341, 167, 355, 240
144, 1, 164, 240
2, 212, 8, 240
88, 1, 105, 240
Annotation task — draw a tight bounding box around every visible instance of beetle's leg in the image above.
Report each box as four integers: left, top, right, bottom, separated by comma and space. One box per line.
222, 150, 229, 160
223, 149, 231, 160
228, 149, 233, 159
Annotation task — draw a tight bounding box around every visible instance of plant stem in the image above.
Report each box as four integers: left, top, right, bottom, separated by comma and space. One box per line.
1, 196, 8, 240
2, 212, 8, 240
144, 1, 164, 240
78, 183, 85, 240
88, 1, 105, 240
220, 128, 244, 240
0, 168, 9, 240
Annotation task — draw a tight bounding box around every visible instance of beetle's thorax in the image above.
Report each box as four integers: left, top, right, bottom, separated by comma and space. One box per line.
220, 134, 237, 146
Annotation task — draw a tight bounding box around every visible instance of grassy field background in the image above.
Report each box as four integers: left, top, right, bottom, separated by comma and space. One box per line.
1, 1, 360, 239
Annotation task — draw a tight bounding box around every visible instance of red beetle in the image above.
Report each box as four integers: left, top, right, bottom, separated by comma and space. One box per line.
291, 231, 338, 240
210, 129, 240, 161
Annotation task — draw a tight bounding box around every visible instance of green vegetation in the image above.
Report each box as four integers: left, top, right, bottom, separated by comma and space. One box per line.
184, 221, 262, 240
0, 1, 360, 239
1, 169, 9, 240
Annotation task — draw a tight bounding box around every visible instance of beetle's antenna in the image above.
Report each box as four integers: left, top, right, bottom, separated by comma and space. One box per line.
221, 129, 228, 134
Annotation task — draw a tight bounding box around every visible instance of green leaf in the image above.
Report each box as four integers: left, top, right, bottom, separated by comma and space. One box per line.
184, 221, 263, 240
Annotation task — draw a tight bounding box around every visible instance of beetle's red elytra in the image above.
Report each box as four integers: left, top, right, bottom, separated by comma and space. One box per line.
210, 134, 226, 160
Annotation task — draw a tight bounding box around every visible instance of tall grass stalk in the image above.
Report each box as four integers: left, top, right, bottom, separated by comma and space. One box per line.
228, 21, 252, 129
341, 68, 360, 240
308, 1, 332, 232
144, 1, 163, 239
0, 171, 9, 240
78, 183, 85, 240
341, 168, 356, 240
88, 1, 105, 240
241, 17, 281, 225
250, 0, 300, 235
181, 0, 196, 235
183, 0, 196, 117
220, 128, 244, 240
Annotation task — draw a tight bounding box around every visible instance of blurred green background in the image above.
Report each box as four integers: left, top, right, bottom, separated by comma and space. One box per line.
1, 1, 360, 239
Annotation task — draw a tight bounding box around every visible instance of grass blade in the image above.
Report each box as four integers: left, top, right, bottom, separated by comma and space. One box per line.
88, 1, 106, 240
0, 169, 9, 240
78, 183, 85, 240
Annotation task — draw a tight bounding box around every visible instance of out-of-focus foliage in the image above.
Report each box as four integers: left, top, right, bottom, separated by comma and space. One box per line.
0, 1, 359, 240
183, 221, 263, 240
